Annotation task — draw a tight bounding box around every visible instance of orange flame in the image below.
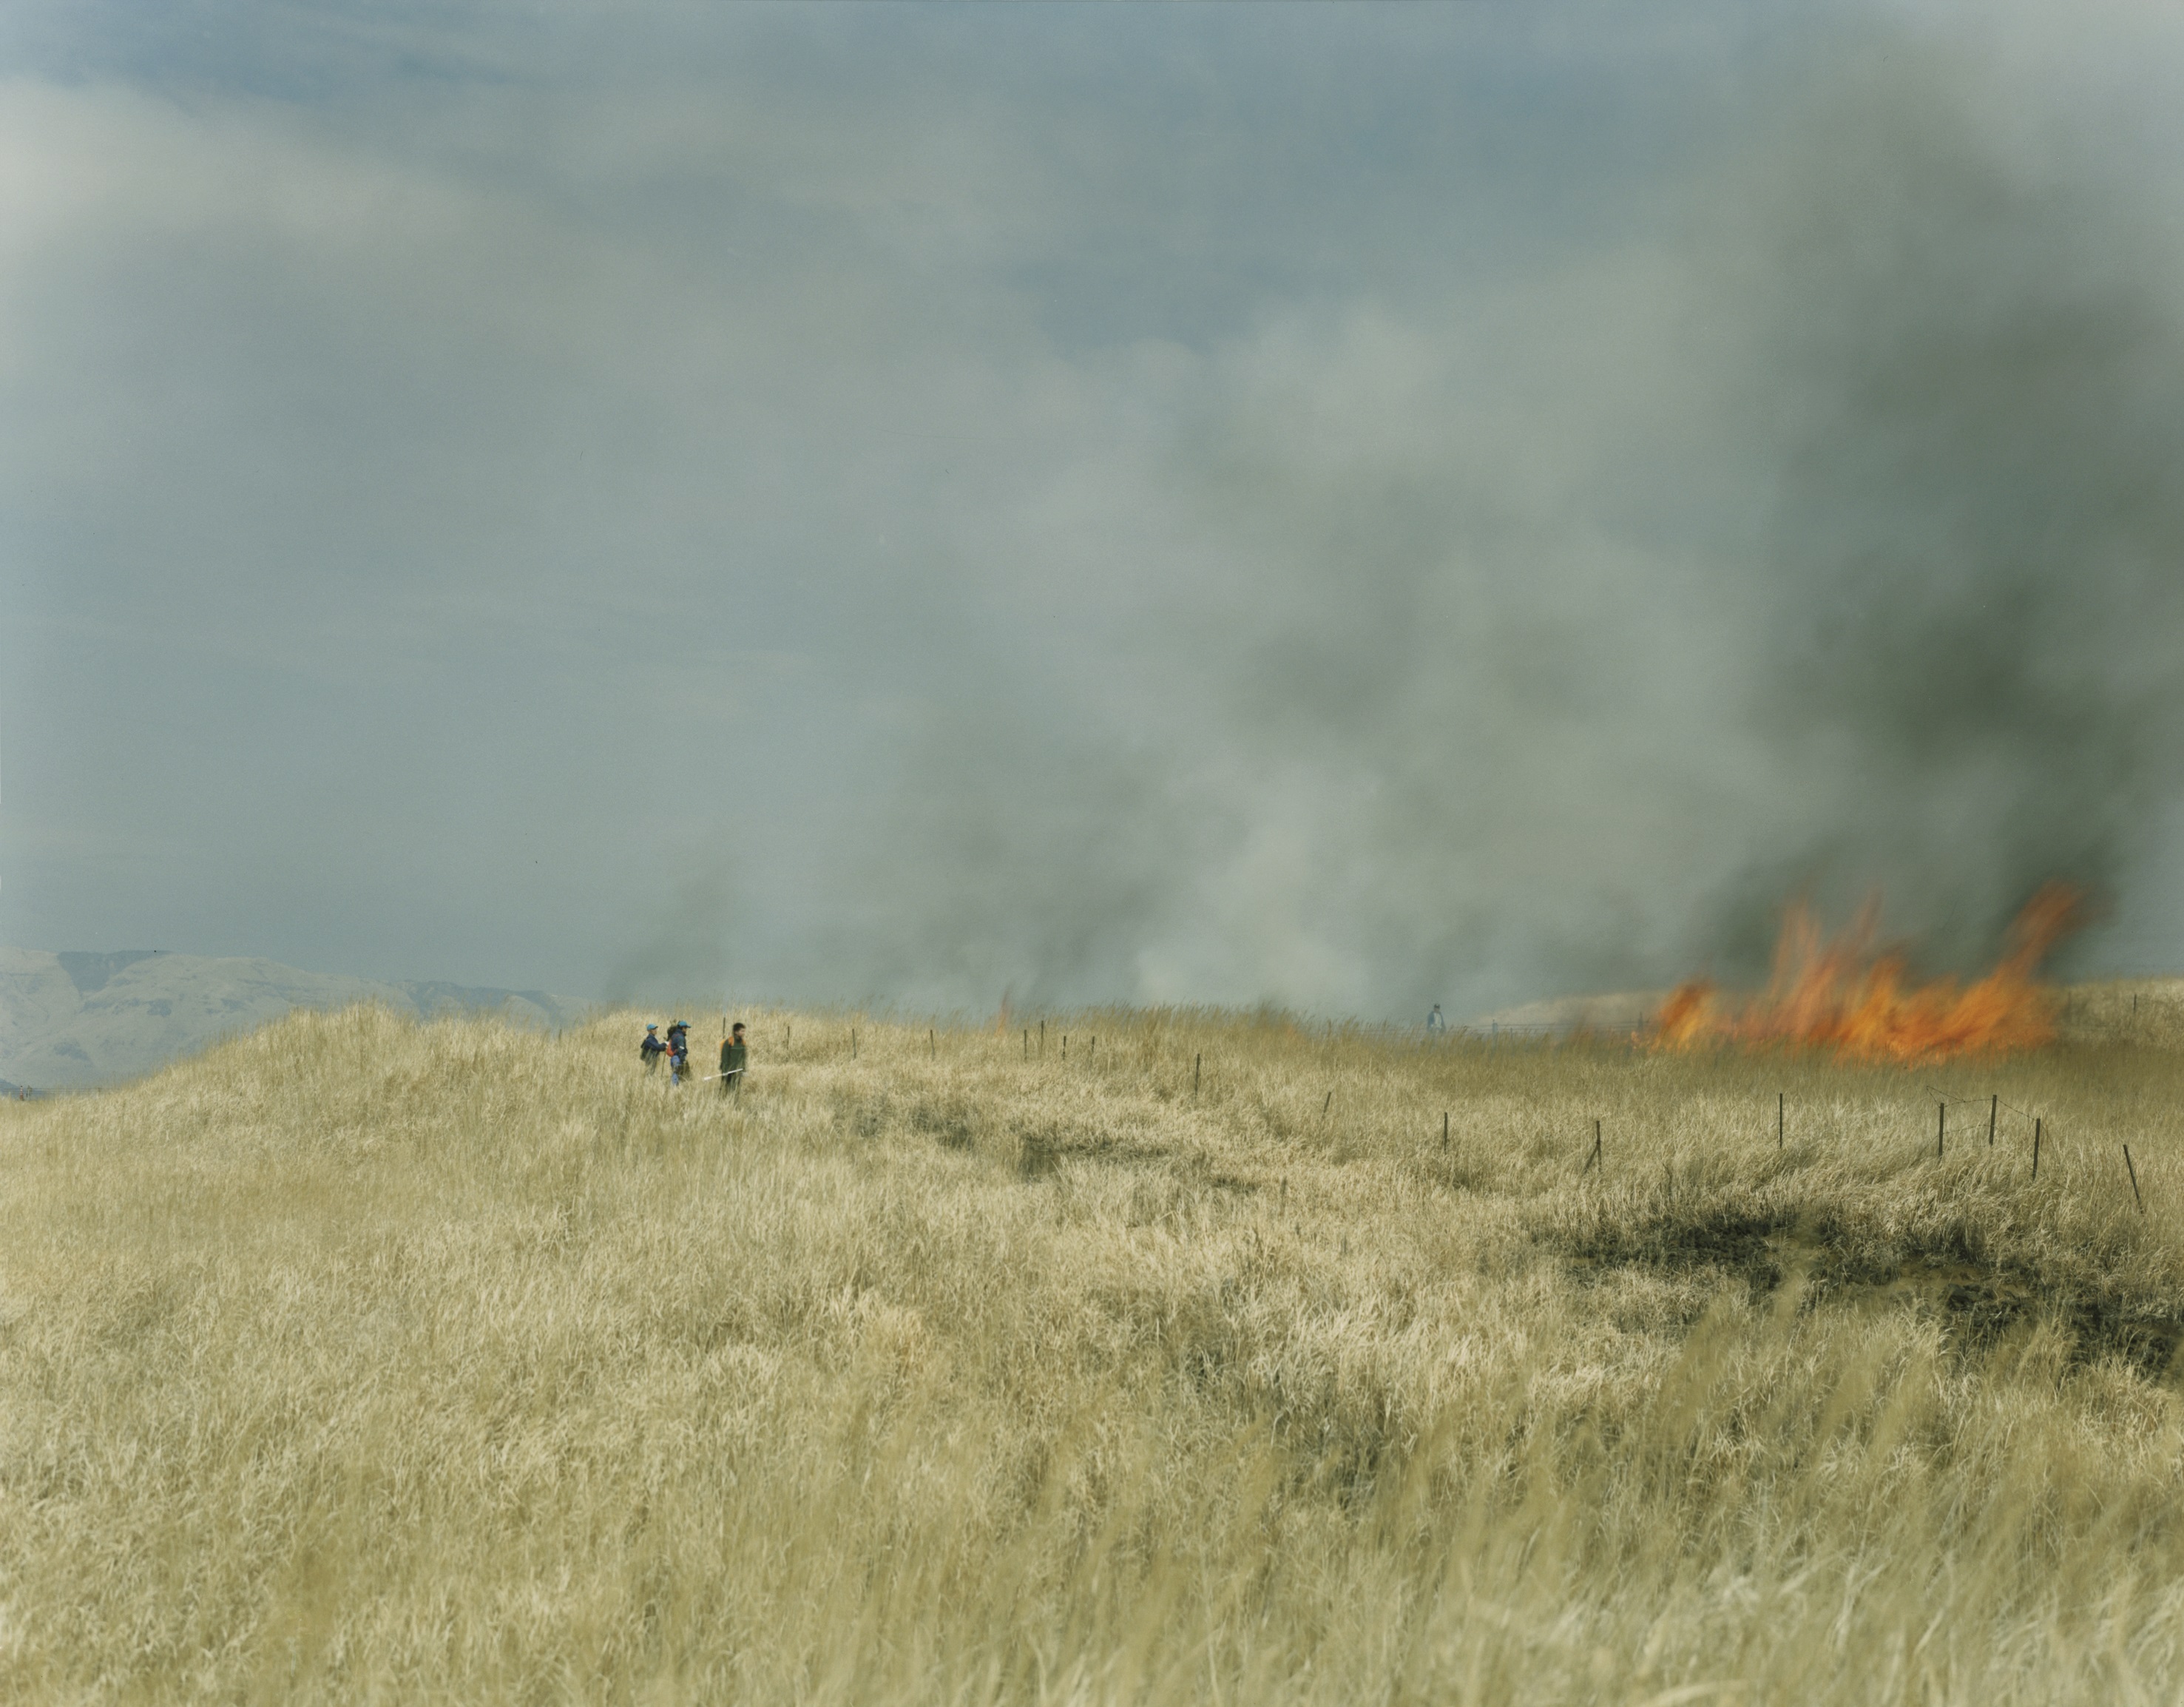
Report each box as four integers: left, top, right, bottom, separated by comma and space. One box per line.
1654, 882, 2083, 1061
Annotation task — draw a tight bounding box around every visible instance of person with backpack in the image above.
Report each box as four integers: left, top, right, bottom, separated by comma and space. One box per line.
666, 1021, 691, 1086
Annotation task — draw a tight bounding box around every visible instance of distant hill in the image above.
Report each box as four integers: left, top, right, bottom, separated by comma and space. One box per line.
0, 948, 589, 1091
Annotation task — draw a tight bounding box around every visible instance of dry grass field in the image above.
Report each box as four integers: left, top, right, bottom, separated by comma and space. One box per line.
8, 993, 2184, 1702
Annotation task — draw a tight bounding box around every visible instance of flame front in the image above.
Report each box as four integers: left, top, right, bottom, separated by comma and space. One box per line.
1654, 882, 2082, 1061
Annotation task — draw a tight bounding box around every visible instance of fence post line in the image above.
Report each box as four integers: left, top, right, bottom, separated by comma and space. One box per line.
2126, 1144, 2146, 1213
2032, 1118, 2042, 1181
1989, 1095, 1997, 1146
1937, 1102, 1946, 1159
1778, 1091, 1784, 1149
1442, 1110, 1450, 1149
1194, 1053, 1202, 1095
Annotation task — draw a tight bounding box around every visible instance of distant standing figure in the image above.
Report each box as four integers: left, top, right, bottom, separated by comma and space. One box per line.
720, 1022, 748, 1094
1426, 1004, 1446, 1038
666, 1020, 691, 1086
640, 1024, 666, 1072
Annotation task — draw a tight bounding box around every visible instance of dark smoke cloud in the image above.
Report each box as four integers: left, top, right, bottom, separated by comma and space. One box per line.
808, 30, 2184, 1015
1711, 44, 2184, 976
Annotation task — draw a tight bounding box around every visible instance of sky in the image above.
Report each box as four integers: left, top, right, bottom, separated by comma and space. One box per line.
6, 1, 2184, 1016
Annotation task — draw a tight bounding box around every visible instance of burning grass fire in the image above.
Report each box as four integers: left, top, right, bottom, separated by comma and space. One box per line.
1654, 882, 2083, 1062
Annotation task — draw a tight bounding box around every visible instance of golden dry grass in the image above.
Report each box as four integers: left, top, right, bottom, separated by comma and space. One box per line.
7, 996, 2184, 1702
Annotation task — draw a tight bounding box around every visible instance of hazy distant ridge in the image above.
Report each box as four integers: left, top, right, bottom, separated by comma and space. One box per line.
0, 948, 587, 1089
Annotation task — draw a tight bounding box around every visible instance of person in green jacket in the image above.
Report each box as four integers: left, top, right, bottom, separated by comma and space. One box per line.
720, 1022, 748, 1094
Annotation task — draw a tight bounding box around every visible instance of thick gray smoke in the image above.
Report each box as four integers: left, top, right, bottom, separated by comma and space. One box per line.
13, 10, 2184, 1015
1713, 48, 2184, 976
802, 38, 2184, 1017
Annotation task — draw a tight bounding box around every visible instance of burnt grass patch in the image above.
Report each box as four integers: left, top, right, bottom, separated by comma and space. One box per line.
1561, 1209, 2184, 1380
1564, 1208, 1788, 1304
907, 1098, 978, 1151
1015, 1123, 1187, 1181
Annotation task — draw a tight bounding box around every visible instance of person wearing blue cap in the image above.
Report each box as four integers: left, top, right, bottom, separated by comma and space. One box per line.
666, 1020, 691, 1086
640, 1024, 666, 1072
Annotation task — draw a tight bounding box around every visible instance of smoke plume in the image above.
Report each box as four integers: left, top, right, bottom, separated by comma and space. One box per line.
13, 10, 2184, 1014
805, 33, 2184, 1018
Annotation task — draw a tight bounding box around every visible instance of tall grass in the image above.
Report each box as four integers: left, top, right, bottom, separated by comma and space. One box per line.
6, 1000, 2184, 1701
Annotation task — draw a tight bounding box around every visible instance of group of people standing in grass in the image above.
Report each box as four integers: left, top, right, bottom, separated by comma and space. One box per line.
641, 1018, 748, 1092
